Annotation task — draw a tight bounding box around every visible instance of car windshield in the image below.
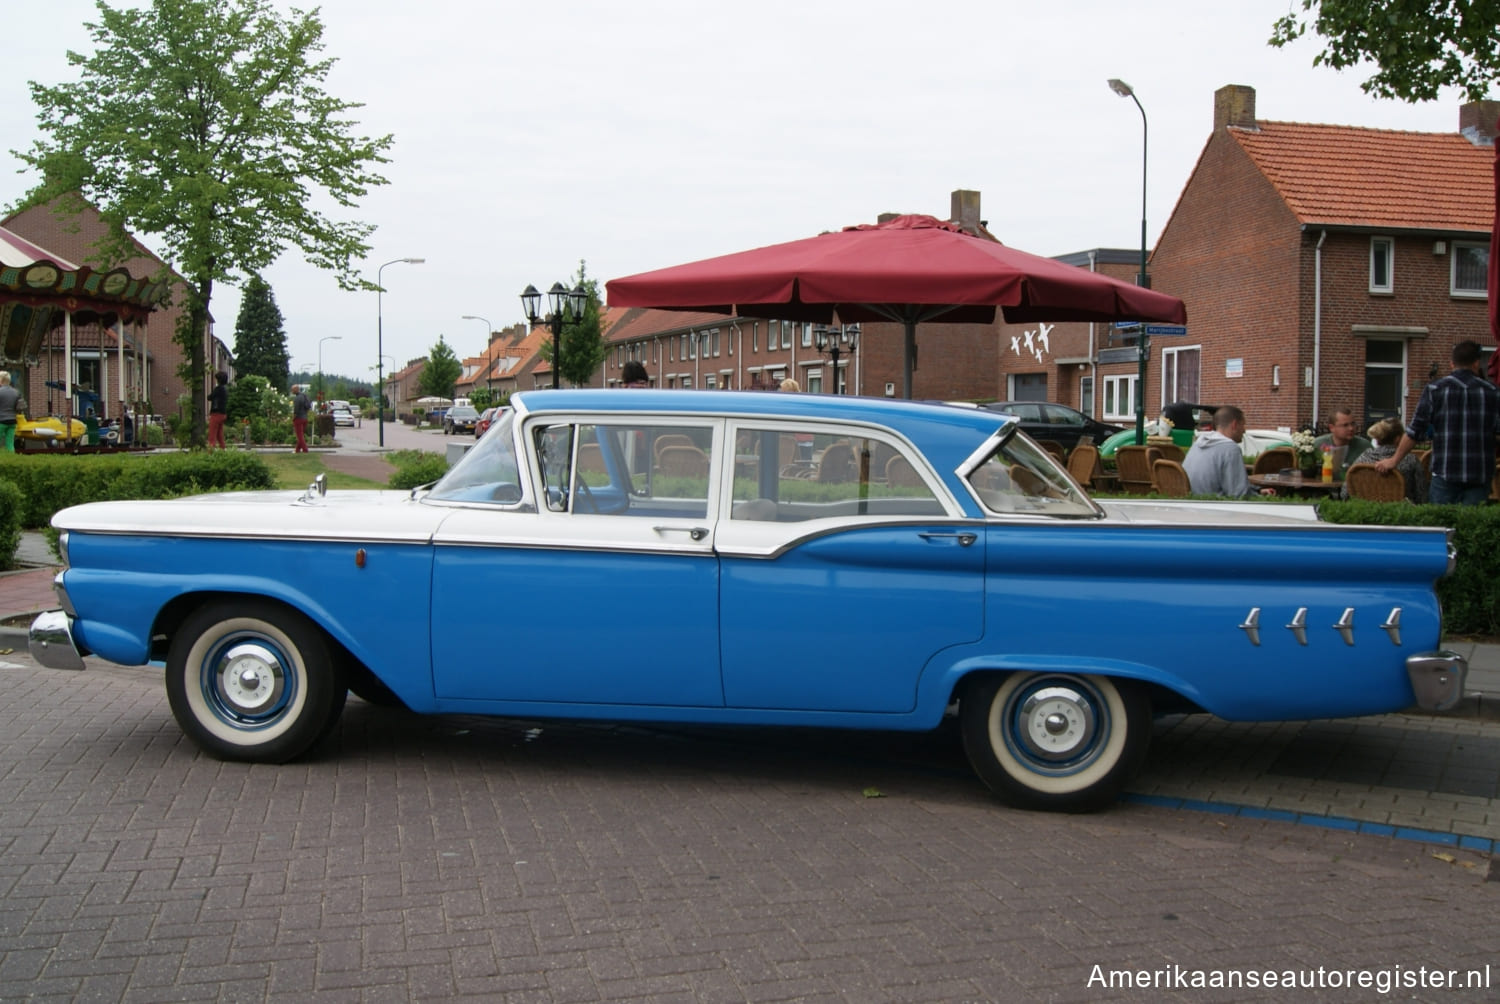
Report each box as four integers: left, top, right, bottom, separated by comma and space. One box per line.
450, 406, 478, 419
965, 428, 1100, 517
427, 409, 529, 507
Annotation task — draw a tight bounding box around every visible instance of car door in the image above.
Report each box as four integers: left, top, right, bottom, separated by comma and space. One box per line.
715, 422, 984, 714
430, 416, 725, 707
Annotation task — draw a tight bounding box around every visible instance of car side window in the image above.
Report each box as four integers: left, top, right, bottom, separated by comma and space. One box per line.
967, 433, 1098, 517
536, 422, 715, 518
729, 426, 942, 522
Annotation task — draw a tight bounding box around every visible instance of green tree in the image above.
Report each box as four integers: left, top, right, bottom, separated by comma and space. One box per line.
468, 387, 494, 411
1270, 0, 1500, 102
539, 261, 608, 387
13, 0, 392, 447
418, 337, 462, 399
232, 275, 290, 391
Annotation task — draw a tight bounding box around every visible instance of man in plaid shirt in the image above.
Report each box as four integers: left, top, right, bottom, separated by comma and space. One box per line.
1377, 340, 1500, 505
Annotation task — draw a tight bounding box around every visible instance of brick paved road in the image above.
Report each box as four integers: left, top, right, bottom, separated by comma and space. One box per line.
1, 655, 1496, 1002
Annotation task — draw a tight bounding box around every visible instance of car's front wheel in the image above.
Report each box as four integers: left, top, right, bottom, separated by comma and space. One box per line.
960, 671, 1149, 812
166, 599, 348, 763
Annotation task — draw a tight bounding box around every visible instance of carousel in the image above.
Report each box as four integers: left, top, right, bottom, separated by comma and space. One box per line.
0, 224, 167, 450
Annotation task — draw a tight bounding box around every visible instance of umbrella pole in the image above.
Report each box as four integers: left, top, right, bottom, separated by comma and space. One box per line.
903, 321, 916, 400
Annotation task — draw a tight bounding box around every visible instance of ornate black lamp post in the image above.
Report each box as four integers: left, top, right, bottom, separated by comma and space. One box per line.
813, 323, 860, 394
520, 282, 588, 389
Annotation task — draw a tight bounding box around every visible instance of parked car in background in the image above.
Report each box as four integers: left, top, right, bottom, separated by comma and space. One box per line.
442, 405, 479, 435
474, 406, 508, 438
28, 390, 1465, 813
330, 407, 355, 427
980, 401, 1123, 451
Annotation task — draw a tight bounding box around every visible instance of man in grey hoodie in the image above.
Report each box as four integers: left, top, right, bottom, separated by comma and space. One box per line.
1182, 406, 1270, 498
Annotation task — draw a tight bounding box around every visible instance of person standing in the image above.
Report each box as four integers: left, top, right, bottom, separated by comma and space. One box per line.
0, 372, 19, 453
291, 384, 312, 453
207, 371, 229, 449
1376, 340, 1500, 505
1313, 407, 1371, 481
1181, 406, 1273, 498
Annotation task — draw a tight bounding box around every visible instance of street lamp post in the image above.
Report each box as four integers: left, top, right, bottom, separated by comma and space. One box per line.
1108, 78, 1150, 446
317, 335, 342, 405
377, 257, 425, 446
520, 282, 588, 390
812, 324, 860, 394
460, 314, 493, 399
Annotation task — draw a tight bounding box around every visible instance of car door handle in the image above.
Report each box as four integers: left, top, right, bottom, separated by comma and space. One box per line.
918, 532, 977, 547
654, 525, 710, 542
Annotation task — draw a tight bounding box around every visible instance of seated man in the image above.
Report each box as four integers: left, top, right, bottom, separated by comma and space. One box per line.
1182, 406, 1272, 498
1313, 407, 1371, 481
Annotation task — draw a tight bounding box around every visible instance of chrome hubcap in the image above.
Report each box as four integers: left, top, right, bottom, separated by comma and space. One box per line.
1015, 684, 1099, 764
212, 642, 287, 719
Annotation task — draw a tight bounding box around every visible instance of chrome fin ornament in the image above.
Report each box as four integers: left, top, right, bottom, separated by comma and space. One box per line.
1286, 607, 1308, 646
1381, 608, 1402, 647
1239, 607, 1261, 646
1334, 607, 1356, 646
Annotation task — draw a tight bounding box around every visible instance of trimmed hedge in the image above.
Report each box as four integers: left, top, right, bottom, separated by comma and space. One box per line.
0, 480, 23, 571
1319, 498, 1500, 637
388, 450, 450, 490
0, 451, 276, 530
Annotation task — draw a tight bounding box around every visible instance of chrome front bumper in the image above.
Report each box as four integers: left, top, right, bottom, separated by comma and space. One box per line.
29, 609, 87, 671
1407, 651, 1467, 711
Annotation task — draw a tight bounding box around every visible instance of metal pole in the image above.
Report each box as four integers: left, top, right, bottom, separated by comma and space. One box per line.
376, 257, 424, 447
1110, 79, 1150, 446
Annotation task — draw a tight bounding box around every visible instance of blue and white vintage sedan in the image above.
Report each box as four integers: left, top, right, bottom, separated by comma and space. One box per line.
30, 390, 1466, 812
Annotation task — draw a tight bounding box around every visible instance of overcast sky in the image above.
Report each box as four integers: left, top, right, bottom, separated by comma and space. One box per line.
0, 0, 1478, 381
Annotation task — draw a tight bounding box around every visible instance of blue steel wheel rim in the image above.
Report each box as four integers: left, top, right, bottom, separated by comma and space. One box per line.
1001, 675, 1110, 776
200, 636, 297, 729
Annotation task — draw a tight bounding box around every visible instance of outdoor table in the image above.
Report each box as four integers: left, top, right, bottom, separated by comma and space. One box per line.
1248, 472, 1344, 498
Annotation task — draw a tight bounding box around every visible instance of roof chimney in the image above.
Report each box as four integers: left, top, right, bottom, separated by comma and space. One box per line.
876, 212, 901, 224
1214, 85, 1258, 131
1459, 100, 1499, 145
950, 189, 982, 234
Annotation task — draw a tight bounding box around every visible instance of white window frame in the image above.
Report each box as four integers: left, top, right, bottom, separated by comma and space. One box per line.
1451, 241, 1489, 298
1369, 236, 1393, 294
1102, 374, 1138, 424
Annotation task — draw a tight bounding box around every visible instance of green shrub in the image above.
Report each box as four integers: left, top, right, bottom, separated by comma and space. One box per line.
0, 451, 276, 529
0, 480, 24, 571
1318, 498, 1500, 637
388, 451, 449, 490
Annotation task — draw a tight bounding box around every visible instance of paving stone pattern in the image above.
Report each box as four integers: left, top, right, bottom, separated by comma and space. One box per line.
1, 660, 1497, 1002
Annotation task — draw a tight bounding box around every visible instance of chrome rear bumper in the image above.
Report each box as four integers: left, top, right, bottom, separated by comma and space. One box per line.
29, 609, 87, 671
1406, 651, 1467, 711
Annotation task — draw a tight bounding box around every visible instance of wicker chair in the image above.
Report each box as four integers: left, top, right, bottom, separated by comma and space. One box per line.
1253, 447, 1296, 475
1066, 443, 1101, 488
1114, 445, 1159, 494
657, 444, 709, 478
1344, 463, 1405, 502
1152, 442, 1185, 464
885, 455, 925, 488
1034, 439, 1066, 461
1152, 459, 1191, 497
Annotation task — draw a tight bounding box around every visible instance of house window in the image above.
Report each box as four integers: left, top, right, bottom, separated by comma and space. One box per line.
1452, 242, 1489, 298
801, 324, 812, 349
780, 322, 792, 349
1079, 376, 1094, 418
1161, 346, 1201, 407
752, 323, 759, 353
806, 368, 823, 394
1009, 373, 1047, 401
1363, 338, 1406, 428
1370, 237, 1393, 294
711, 328, 721, 357
1102, 374, 1138, 423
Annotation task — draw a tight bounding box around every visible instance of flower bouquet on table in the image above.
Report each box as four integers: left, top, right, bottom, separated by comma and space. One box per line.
1290, 429, 1321, 476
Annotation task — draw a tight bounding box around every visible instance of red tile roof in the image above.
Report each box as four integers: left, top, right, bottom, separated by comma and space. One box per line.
1232, 121, 1493, 233
603, 306, 740, 345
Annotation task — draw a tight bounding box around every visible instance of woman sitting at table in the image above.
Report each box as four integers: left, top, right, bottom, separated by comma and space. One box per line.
1343, 417, 1426, 503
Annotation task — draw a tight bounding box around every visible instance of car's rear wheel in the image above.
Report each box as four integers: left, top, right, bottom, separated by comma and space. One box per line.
166, 599, 347, 762
960, 671, 1149, 812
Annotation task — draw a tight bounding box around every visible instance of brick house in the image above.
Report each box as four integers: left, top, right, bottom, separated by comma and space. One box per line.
1133, 85, 1496, 435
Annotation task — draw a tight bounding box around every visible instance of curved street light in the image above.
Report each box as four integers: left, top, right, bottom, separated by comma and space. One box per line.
318, 335, 341, 404
461, 314, 494, 399
377, 257, 425, 446
1108, 78, 1149, 446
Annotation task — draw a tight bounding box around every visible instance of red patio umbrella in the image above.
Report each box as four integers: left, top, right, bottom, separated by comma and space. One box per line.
606, 214, 1187, 397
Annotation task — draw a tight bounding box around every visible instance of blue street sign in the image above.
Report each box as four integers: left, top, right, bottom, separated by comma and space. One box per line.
1145, 324, 1188, 336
